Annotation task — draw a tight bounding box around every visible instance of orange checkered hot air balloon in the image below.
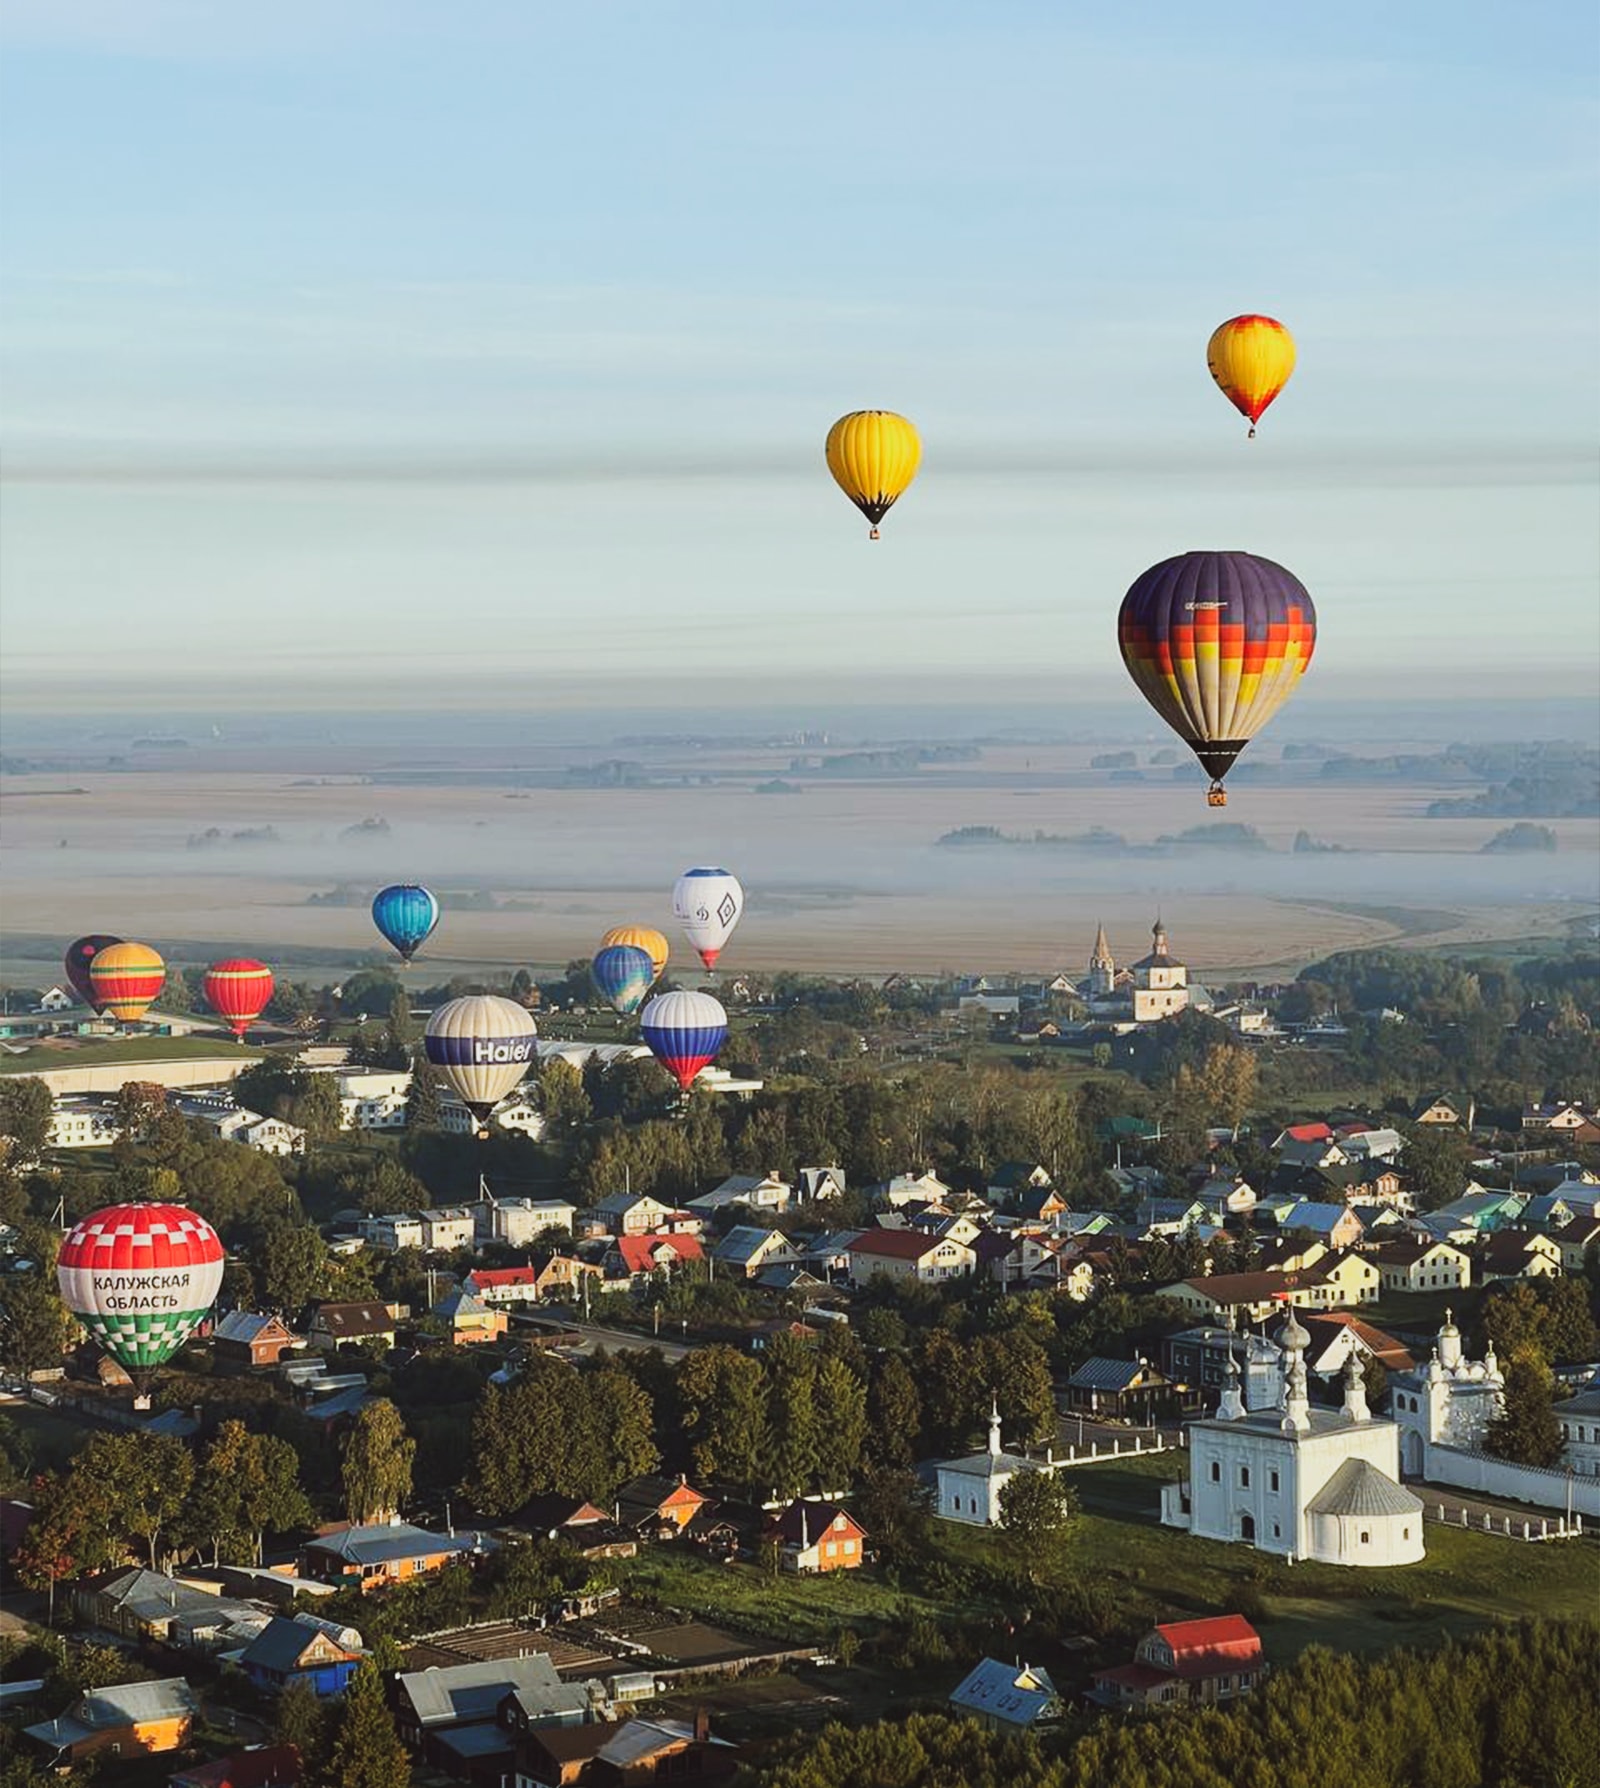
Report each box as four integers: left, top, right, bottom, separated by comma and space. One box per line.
1118, 551, 1317, 807
1207, 315, 1296, 438
203, 958, 275, 1040
86, 941, 167, 1022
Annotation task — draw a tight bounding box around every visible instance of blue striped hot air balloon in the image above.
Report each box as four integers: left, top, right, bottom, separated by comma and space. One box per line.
423, 994, 538, 1126
640, 989, 728, 1092
591, 944, 655, 1015
372, 884, 440, 962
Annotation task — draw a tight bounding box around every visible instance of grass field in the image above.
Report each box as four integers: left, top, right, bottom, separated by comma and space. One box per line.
0, 1035, 263, 1075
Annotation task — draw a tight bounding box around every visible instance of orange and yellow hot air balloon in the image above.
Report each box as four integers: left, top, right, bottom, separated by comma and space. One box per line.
87, 941, 166, 1023
825, 410, 921, 539
1206, 315, 1296, 438
599, 926, 669, 985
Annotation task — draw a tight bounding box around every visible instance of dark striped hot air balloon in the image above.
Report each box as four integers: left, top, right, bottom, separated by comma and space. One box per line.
87, 942, 166, 1022
203, 958, 275, 1040
65, 935, 122, 1011
1117, 551, 1316, 806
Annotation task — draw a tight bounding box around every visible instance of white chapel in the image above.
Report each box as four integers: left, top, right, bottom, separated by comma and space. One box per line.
1162, 1312, 1425, 1567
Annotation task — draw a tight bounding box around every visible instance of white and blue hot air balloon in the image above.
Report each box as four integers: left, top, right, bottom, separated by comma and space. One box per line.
672, 867, 743, 970
423, 994, 538, 1128
591, 944, 655, 1015
640, 989, 728, 1092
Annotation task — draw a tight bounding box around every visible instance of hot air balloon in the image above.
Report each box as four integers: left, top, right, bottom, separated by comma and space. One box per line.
87, 942, 166, 1023
1118, 551, 1317, 807
423, 994, 538, 1129
203, 958, 275, 1040
591, 944, 655, 1016
599, 925, 669, 984
57, 1203, 225, 1385
371, 884, 440, 963
640, 989, 728, 1092
672, 868, 743, 970
825, 410, 921, 539
64, 935, 122, 1011
1207, 315, 1296, 438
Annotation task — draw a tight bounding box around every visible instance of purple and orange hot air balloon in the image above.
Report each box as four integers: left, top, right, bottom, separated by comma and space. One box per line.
1117, 551, 1317, 806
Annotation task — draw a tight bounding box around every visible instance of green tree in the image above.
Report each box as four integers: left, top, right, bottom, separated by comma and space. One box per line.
997, 1467, 1079, 1579
581, 1367, 661, 1502
12, 1468, 118, 1619
761, 1334, 820, 1498
675, 1346, 767, 1492
274, 1678, 332, 1783
289, 1072, 343, 1144
341, 1399, 415, 1525
0, 1414, 35, 1496
538, 1059, 592, 1139
864, 1353, 922, 1471
404, 1056, 443, 1131
1398, 1124, 1476, 1211
1485, 1354, 1564, 1467
0, 1273, 75, 1375
0, 1077, 54, 1161
322, 1658, 410, 1788
384, 986, 416, 1050
812, 1352, 868, 1491
257, 1219, 328, 1313
184, 1420, 314, 1566
83, 1431, 194, 1570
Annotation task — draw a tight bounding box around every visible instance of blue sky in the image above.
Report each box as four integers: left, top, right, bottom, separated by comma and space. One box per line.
2, 0, 1596, 712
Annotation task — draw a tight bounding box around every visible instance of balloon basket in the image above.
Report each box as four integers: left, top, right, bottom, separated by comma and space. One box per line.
1207, 784, 1228, 807
132, 1393, 153, 1412
868, 527, 880, 540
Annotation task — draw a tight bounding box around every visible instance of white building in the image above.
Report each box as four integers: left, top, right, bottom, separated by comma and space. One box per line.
361, 1213, 425, 1251
46, 1098, 119, 1149
1085, 918, 1192, 1024
419, 1207, 476, 1252
439, 1093, 546, 1138
1390, 1312, 1505, 1477
335, 1070, 412, 1131
689, 1173, 793, 1216
1555, 1384, 1600, 1480
1161, 1315, 1424, 1568
475, 1197, 577, 1247
36, 987, 75, 1013
934, 1401, 1064, 1527
173, 1095, 304, 1155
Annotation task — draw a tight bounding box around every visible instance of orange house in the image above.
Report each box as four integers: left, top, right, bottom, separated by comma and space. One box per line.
615, 1473, 709, 1536
765, 1499, 867, 1573
24, 1678, 198, 1768
298, 1521, 480, 1590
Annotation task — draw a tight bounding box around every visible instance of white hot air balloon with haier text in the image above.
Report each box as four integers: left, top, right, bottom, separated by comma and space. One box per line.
424, 994, 538, 1130
672, 867, 743, 970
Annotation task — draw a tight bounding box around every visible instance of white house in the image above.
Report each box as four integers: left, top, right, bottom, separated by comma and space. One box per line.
36, 987, 75, 1013
419, 1207, 476, 1252
878, 1171, 952, 1209
1555, 1384, 1600, 1479
46, 1098, 119, 1149
1161, 1316, 1424, 1568
688, 1173, 793, 1215
360, 1213, 425, 1252
336, 1070, 412, 1131
439, 1093, 545, 1138
475, 1197, 576, 1246
846, 1228, 975, 1287
593, 1193, 674, 1235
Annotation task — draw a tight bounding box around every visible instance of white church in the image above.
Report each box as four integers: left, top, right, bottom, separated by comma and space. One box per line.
1087, 918, 1199, 1024
1161, 1311, 1425, 1567
934, 1401, 1066, 1526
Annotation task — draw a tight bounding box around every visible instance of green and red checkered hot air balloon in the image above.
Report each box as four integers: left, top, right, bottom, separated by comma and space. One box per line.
57, 1203, 225, 1378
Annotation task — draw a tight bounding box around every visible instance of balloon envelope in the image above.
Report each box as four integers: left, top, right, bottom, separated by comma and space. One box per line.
825, 410, 921, 536
640, 989, 729, 1092
424, 994, 538, 1122
1118, 551, 1316, 799
57, 1203, 225, 1374
87, 942, 166, 1023
372, 885, 440, 962
599, 925, 669, 983
65, 935, 122, 1010
591, 945, 655, 1015
672, 868, 743, 970
203, 958, 275, 1039
1207, 315, 1296, 434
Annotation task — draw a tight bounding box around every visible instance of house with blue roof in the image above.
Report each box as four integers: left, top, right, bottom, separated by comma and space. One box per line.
298, 1521, 489, 1591
1431, 1191, 1528, 1232
240, 1615, 361, 1697
1276, 1202, 1365, 1249
948, 1658, 1061, 1733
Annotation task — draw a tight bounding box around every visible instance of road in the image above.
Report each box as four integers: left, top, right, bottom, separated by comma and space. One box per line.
562, 1318, 694, 1362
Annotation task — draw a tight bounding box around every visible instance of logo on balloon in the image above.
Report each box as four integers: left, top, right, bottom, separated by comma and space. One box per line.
472, 1038, 535, 1065
717, 894, 737, 925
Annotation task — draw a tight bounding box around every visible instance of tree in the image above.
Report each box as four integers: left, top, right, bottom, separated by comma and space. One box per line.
1485, 1355, 1564, 1467
761, 1334, 820, 1498
289, 1072, 343, 1145
539, 1060, 592, 1139
275, 1678, 332, 1784
812, 1353, 868, 1492
864, 1354, 922, 1472
1398, 1124, 1475, 1212
185, 1420, 314, 1566
384, 986, 415, 1051
997, 1468, 1079, 1583
323, 1658, 410, 1788
0, 1273, 75, 1375
675, 1346, 767, 1492
257, 1220, 328, 1313
84, 1432, 194, 1570
404, 1056, 443, 1131
341, 1399, 415, 1525
0, 1077, 53, 1161
13, 1467, 118, 1619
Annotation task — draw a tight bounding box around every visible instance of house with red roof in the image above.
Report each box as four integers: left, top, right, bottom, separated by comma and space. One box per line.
603, 1232, 705, 1288
845, 1227, 975, 1287
170, 1746, 302, 1788
462, 1265, 543, 1307
1091, 1614, 1266, 1710
762, 1499, 867, 1573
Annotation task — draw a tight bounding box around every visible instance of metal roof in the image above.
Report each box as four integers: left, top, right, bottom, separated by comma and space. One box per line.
948, 1658, 1058, 1727
1066, 1357, 1153, 1392
396, 1654, 564, 1727
1306, 1458, 1422, 1519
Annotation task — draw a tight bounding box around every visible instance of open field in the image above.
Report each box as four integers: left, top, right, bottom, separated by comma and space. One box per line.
4, 745, 1594, 981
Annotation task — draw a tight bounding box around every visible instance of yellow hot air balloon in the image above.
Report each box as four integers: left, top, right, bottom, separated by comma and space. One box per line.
599, 926, 669, 984
1206, 315, 1296, 438
86, 941, 167, 1022
825, 410, 921, 539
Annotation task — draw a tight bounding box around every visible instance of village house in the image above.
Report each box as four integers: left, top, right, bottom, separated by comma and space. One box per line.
947, 1659, 1062, 1735
687, 1172, 794, 1216
987, 1162, 1056, 1208
875, 1170, 953, 1209
71, 1568, 261, 1647
476, 1196, 578, 1247
1550, 1218, 1600, 1274
613, 1474, 709, 1538
711, 1226, 797, 1279
1555, 1385, 1600, 1479
1429, 1190, 1528, 1232
392, 1653, 595, 1760
1522, 1100, 1598, 1132
1276, 1201, 1365, 1250
306, 1301, 398, 1353
1062, 1357, 1178, 1424
432, 1288, 510, 1345
359, 1213, 424, 1251
846, 1227, 976, 1287
1269, 1312, 1415, 1383
298, 1521, 484, 1590
1091, 1615, 1267, 1711
1164, 1327, 1284, 1414
440, 1093, 547, 1139
1474, 1230, 1562, 1283
212, 1310, 301, 1370
533, 1255, 605, 1301
1369, 1237, 1473, 1294
508, 1711, 740, 1787
935, 1402, 1063, 1527
1410, 1094, 1468, 1127
464, 1265, 545, 1307
592, 1192, 675, 1235
239, 1616, 362, 1698
419, 1206, 477, 1251
1196, 1176, 1258, 1219
24, 1678, 200, 1770
795, 1165, 847, 1202
169, 1742, 303, 1788
763, 1499, 867, 1573
1156, 1254, 1380, 1324
46, 1098, 119, 1149
603, 1232, 705, 1288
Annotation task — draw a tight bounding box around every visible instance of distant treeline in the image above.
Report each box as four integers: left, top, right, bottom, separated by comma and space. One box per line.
790, 745, 981, 777
935, 823, 1270, 854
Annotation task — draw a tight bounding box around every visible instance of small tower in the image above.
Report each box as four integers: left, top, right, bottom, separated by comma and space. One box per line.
1150, 916, 1170, 960
1341, 1351, 1371, 1424
987, 1395, 1003, 1458
1088, 922, 1116, 997
1280, 1311, 1311, 1434
1437, 1309, 1463, 1374
1216, 1332, 1246, 1422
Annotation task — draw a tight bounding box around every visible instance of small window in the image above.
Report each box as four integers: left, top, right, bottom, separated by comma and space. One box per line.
1269, 1469, 1280, 1492
1403, 1527, 1410, 1539
1272, 1523, 1281, 1538
1210, 1461, 1221, 1483
1240, 1465, 1251, 1488
1360, 1530, 1371, 1544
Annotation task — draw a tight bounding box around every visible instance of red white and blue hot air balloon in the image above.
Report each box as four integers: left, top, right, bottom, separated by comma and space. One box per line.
640, 989, 728, 1092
